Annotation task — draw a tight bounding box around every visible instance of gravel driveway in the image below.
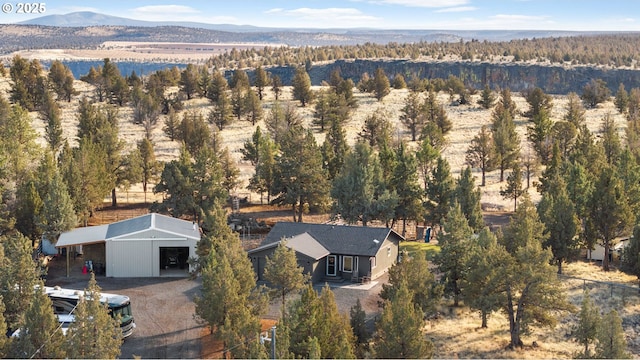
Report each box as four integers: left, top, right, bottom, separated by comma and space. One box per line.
46, 256, 385, 358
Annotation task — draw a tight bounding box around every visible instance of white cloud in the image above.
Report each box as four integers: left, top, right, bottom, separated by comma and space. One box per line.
126, 4, 237, 23
130, 5, 200, 15
435, 6, 477, 13
372, 0, 469, 7
264, 7, 380, 27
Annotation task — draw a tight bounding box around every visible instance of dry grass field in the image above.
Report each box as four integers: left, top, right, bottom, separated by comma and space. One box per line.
1, 64, 636, 358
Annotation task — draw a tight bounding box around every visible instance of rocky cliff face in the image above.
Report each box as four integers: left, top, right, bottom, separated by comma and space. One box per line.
258, 59, 640, 94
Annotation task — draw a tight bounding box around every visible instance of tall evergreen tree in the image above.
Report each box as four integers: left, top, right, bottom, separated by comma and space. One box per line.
400, 91, 425, 141
137, 138, 162, 203
36, 171, 77, 245
391, 142, 423, 235
589, 167, 634, 271
47, 60, 76, 102
272, 127, 329, 222
331, 142, 398, 226
39, 90, 64, 153
500, 163, 524, 211
614, 83, 629, 114
374, 282, 434, 359
0, 231, 38, 330
253, 66, 269, 100
499, 196, 574, 348
424, 156, 455, 228
373, 67, 391, 101
291, 67, 313, 107
321, 117, 349, 180
10, 281, 66, 359
564, 92, 586, 128
537, 177, 579, 274
477, 84, 496, 109
461, 228, 509, 328
491, 101, 520, 182
434, 203, 474, 306
594, 310, 631, 359
455, 166, 484, 231
64, 274, 122, 359
380, 251, 443, 317
573, 290, 599, 358
466, 125, 495, 186
263, 241, 309, 320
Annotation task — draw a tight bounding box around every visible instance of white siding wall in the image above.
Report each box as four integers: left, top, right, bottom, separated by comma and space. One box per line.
106, 237, 197, 277
107, 240, 153, 277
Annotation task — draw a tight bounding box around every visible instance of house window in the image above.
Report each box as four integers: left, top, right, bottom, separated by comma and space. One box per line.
387, 246, 391, 257
343, 256, 353, 273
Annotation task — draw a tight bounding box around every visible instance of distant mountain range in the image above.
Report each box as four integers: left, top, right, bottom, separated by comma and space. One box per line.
18, 11, 265, 32
17, 11, 602, 41
0, 11, 622, 55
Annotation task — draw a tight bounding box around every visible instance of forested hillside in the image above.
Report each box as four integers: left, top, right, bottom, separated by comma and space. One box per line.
1, 34, 640, 357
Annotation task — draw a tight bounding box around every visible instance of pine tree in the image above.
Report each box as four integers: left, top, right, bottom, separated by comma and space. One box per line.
373, 67, 390, 101
14, 179, 43, 243
500, 163, 524, 211
272, 127, 329, 222
292, 67, 313, 106
137, 138, 162, 203
10, 281, 66, 359
358, 109, 393, 149
47, 60, 76, 102
0, 232, 39, 330
0, 296, 8, 358
253, 66, 269, 100
195, 208, 267, 358
400, 91, 425, 141
594, 310, 631, 359
455, 166, 484, 231
374, 282, 434, 359
390, 142, 423, 236
491, 100, 520, 182
263, 241, 309, 320
477, 84, 496, 109
466, 125, 495, 186
321, 117, 349, 180
573, 290, 599, 358
36, 171, 77, 245
537, 177, 579, 274
65, 274, 122, 359
599, 113, 622, 164
380, 251, 443, 317
589, 168, 634, 271
179, 64, 200, 100
527, 106, 554, 164
564, 92, 586, 127
500, 196, 574, 348
434, 203, 473, 306
461, 228, 509, 328
621, 224, 640, 288
523, 87, 553, 120
424, 156, 455, 228
350, 298, 368, 346
614, 83, 629, 114
39, 90, 64, 153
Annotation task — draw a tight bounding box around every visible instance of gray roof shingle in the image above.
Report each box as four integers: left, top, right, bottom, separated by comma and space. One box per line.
260, 222, 403, 257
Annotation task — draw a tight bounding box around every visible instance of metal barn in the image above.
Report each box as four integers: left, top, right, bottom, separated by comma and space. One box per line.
56, 213, 201, 277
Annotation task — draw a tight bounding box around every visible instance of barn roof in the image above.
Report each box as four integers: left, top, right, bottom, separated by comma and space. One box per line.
253, 222, 403, 257
56, 213, 200, 248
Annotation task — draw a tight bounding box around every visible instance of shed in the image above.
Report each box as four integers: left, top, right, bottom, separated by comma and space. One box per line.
56, 213, 201, 277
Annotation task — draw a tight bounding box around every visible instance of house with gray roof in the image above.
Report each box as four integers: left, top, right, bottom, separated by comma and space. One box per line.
248, 222, 403, 284
56, 213, 200, 277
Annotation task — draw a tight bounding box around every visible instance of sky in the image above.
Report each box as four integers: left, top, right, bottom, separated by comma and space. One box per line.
2, 0, 640, 31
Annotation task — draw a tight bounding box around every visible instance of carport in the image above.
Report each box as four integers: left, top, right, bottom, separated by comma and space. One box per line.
57, 213, 201, 277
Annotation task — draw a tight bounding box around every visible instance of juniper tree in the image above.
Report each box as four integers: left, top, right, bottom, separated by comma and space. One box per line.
491, 100, 520, 182
263, 241, 308, 320
374, 281, 433, 359
499, 196, 574, 348
465, 125, 494, 186
373, 67, 390, 101
434, 203, 474, 306
594, 310, 631, 359
64, 274, 122, 359
292, 67, 313, 106
424, 156, 455, 228
455, 166, 484, 231
573, 290, 599, 358
10, 282, 66, 359
461, 227, 509, 328
500, 163, 524, 212
253, 66, 269, 100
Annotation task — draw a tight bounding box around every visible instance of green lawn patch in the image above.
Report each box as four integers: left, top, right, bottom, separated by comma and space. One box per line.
400, 241, 440, 261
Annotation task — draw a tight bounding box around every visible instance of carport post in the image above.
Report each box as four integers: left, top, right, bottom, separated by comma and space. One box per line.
66, 246, 70, 277
271, 326, 276, 359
